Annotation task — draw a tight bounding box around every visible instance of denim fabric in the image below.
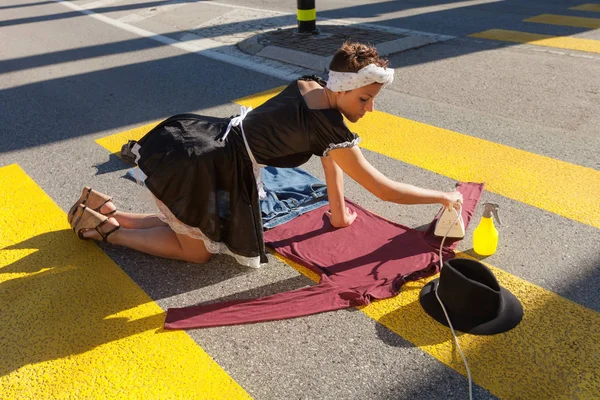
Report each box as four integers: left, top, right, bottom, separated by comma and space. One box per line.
126, 166, 329, 229
260, 166, 329, 229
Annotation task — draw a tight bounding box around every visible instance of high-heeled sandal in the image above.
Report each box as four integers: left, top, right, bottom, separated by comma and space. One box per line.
71, 204, 120, 243
67, 187, 116, 225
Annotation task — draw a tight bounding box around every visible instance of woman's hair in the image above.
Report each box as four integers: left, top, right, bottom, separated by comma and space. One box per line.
329, 41, 390, 72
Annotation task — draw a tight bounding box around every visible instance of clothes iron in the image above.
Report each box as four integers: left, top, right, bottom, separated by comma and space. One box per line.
434, 206, 465, 239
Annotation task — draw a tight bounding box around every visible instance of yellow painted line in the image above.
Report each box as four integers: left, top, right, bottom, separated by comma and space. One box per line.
364, 254, 600, 399
570, 3, 600, 12
234, 89, 600, 229
272, 249, 600, 399
525, 13, 600, 28
0, 164, 251, 399
95, 120, 161, 155
469, 29, 600, 54
229, 82, 600, 397
92, 93, 600, 398
94, 86, 282, 155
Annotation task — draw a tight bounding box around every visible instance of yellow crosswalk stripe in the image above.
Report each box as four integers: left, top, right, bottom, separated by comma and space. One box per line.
98, 96, 600, 229
95, 121, 161, 155
469, 29, 600, 54
234, 89, 600, 229
0, 164, 251, 399
273, 251, 600, 400
233, 88, 600, 398
525, 13, 600, 28
570, 3, 600, 12
93, 91, 600, 399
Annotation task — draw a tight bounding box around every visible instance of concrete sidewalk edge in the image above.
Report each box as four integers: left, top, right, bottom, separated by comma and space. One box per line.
238, 18, 455, 72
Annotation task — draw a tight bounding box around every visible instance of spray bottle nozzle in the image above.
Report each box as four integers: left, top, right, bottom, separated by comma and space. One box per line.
483, 203, 501, 225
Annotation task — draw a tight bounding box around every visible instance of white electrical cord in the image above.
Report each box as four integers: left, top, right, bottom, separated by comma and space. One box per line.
436, 204, 473, 400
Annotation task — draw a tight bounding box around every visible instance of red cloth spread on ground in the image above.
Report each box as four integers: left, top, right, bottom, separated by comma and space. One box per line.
164, 182, 484, 329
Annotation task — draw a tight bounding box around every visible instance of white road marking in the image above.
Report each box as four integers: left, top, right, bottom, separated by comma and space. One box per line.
52, 0, 304, 81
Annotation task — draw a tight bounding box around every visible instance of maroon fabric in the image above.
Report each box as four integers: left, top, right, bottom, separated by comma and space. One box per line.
164, 182, 484, 329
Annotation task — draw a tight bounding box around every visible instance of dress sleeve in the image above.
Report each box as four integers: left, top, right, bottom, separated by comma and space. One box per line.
312, 113, 361, 157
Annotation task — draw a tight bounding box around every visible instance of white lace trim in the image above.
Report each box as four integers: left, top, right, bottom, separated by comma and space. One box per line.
131, 130, 264, 268
322, 137, 362, 157
154, 197, 262, 268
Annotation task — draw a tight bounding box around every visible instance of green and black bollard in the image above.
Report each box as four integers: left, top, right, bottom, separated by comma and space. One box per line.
296, 0, 319, 34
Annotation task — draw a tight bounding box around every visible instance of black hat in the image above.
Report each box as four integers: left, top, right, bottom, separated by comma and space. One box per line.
419, 258, 523, 335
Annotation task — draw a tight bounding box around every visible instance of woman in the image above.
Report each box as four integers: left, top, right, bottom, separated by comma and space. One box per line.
68, 42, 463, 268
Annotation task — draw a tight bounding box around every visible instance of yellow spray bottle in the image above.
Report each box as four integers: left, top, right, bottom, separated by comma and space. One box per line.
473, 203, 501, 256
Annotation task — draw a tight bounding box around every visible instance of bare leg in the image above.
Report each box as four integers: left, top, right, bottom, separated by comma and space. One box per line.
111, 211, 168, 230
81, 217, 212, 264
95, 198, 170, 230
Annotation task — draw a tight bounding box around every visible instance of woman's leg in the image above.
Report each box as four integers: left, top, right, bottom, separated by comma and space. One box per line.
81, 217, 213, 264
96, 201, 167, 230
111, 211, 169, 230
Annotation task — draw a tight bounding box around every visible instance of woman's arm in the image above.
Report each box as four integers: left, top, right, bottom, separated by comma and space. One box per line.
328, 146, 462, 208
320, 155, 357, 228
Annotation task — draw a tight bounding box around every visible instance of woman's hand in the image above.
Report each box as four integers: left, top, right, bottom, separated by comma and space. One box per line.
441, 191, 463, 211
325, 207, 357, 228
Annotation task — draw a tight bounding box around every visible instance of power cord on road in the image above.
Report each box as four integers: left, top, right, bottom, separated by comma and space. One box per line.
436, 204, 473, 400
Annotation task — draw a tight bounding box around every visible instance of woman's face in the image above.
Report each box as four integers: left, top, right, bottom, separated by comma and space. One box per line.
335, 83, 383, 123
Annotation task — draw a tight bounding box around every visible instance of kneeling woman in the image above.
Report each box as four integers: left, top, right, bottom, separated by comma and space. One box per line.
68, 42, 463, 268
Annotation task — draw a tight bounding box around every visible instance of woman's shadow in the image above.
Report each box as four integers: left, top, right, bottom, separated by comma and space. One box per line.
373, 282, 466, 349
1, 228, 263, 378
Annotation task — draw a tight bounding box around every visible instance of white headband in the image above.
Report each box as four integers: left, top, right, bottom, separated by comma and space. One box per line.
326, 64, 394, 92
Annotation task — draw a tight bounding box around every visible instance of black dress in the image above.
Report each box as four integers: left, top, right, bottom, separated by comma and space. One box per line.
135, 76, 360, 267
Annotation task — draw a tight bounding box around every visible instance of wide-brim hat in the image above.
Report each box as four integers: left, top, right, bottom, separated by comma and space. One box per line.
419, 258, 523, 335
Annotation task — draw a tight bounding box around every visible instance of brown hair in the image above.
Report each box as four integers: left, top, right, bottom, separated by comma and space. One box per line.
329, 41, 390, 72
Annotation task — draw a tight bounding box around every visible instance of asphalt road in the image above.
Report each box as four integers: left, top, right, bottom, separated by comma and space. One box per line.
1, 0, 599, 399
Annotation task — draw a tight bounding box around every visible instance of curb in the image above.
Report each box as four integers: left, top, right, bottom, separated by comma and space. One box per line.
238, 22, 455, 72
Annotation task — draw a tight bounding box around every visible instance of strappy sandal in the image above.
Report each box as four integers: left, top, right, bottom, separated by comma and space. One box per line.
71, 204, 120, 243
67, 187, 116, 225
